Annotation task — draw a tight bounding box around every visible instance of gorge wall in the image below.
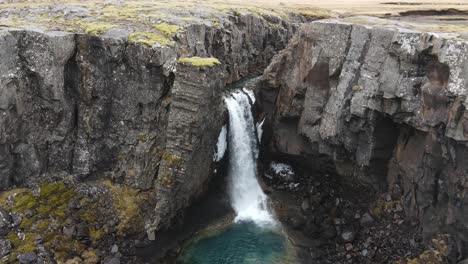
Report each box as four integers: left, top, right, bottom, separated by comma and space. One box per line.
0, 11, 301, 260
2, 3, 468, 262
258, 19, 468, 260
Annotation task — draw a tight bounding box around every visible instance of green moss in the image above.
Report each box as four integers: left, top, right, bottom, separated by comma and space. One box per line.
371, 198, 401, 219
8, 232, 37, 261
178, 56, 221, 67
6, 182, 85, 261
402, 235, 449, 264
158, 172, 175, 186
89, 228, 103, 241
352, 85, 363, 92
137, 133, 147, 142
101, 6, 139, 19
34, 219, 50, 231
12, 192, 36, 212
7, 232, 21, 246
162, 152, 183, 168
20, 217, 35, 230
76, 21, 117, 35
38, 182, 74, 219
0, 188, 29, 207
128, 31, 173, 47
153, 22, 180, 36
80, 208, 97, 223
105, 182, 144, 236
43, 232, 85, 262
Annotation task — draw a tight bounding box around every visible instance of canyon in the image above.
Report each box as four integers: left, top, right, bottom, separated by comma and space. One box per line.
0, 1, 468, 263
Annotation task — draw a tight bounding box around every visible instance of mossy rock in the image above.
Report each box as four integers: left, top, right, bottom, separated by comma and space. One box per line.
352, 85, 363, 92
103, 181, 145, 236
153, 22, 181, 36
371, 198, 401, 219
4, 182, 85, 262
128, 31, 173, 47
403, 235, 449, 264
162, 152, 183, 168
75, 21, 117, 35
178, 56, 221, 67
158, 172, 175, 186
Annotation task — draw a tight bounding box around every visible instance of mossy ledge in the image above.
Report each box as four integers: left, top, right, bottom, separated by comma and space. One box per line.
128, 31, 173, 47
178, 57, 221, 67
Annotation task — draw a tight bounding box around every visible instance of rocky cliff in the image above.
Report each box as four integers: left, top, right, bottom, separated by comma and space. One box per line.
259, 18, 468, 261
0, 8, 301, 262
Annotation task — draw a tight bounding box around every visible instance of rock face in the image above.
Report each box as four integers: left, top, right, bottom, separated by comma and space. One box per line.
0, 11, 298, 244
259, 20, 468, 259
149, 62, 226, 234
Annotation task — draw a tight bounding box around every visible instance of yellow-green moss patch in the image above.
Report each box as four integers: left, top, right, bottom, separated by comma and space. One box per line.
104, 181, 145, 236
158, 172, 175, 186
371, 198, 401, 219
128, 31, 173, 47
395, 234, 449, 264
6, 182, 81, 261
153, 22, 181, 36
76, 21, 117, 35
162, 152, 183, 168
352, 85, 363, 92
178, 56, 221, 67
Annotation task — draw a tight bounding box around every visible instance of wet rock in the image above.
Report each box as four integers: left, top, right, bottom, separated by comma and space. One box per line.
0, 207, 11, 235
11, 212, 22, 227
111, 244, 119, 254
301, 199, 310, 213
0, 238, 11, 258
290, 216, 306, 230
103, 257, 120, 264
63, 225, 76, 236
17, 252, 37, 264
322, 224, 337, 239
360, 213, 374, 226
341, 230, 356, 242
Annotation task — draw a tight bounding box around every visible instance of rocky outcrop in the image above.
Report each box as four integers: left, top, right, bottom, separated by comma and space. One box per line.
259, 19, 468, 260
148, 62, 226, 235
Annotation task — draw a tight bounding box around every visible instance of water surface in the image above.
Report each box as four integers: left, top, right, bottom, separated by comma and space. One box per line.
178, 222, 296, 264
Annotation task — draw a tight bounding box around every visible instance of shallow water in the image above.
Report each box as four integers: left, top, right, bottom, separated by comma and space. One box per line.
177, 221, 296, 264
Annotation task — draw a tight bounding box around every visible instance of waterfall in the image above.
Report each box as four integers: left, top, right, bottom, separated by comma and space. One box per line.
224, 89, 275, 226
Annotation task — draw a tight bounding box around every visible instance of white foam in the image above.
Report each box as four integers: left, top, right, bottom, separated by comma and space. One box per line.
225, 90, 275, 226
270, 162, 295, 181
213, 125, 227, 161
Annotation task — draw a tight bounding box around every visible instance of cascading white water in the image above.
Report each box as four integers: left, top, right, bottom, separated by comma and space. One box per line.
224, 90, 275, 226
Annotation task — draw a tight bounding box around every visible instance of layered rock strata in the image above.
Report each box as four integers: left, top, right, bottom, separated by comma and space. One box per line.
0, 11, 299, 244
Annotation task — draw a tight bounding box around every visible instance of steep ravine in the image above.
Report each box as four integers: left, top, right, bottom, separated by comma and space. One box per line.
1, 9, 468, 264
0, 12, 300, 263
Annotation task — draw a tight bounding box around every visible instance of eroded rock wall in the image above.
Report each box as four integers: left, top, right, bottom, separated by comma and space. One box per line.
0, 12, 299, 242
259, 20, 468, 258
